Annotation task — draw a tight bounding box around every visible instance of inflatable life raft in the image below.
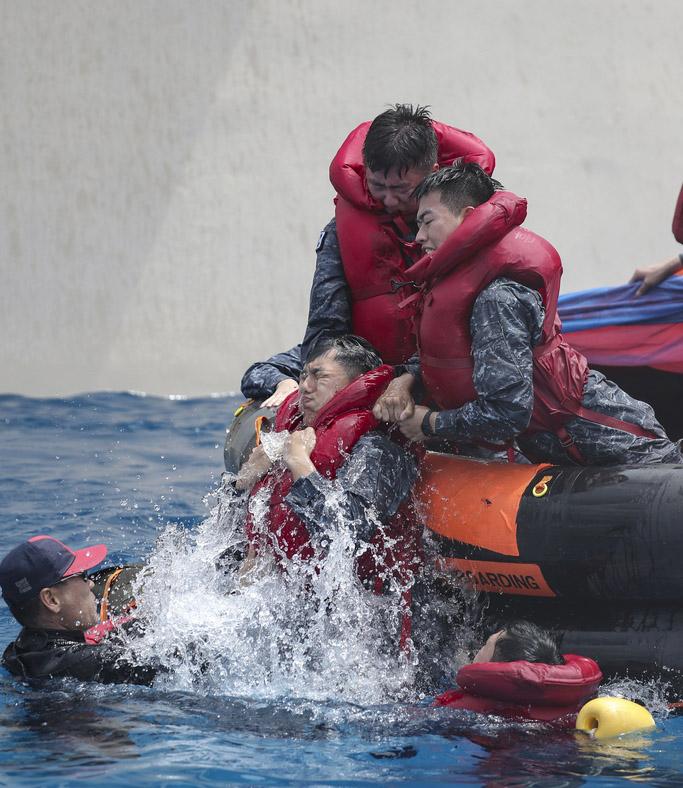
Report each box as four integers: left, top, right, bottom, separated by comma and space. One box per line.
418, 453, 683, 680
224, 402, 683, 680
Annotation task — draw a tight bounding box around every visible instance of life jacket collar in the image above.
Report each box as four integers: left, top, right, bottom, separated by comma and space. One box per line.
456, 654, 603, 707
275, 364, 394, 434
407, 190, 528, 287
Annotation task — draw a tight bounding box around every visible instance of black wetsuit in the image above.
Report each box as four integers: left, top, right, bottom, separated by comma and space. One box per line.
3, 622, 158, 685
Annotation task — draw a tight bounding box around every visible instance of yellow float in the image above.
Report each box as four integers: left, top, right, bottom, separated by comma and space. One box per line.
575, 697, 655, 739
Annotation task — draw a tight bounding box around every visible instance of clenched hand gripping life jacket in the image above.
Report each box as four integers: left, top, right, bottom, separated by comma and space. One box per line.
329, 121, 495, 364
245, 365, 421, 588
434, 654, 602, 725
404, 191, 658, 461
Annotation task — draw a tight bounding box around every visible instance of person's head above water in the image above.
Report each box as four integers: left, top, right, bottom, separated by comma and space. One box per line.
414, 162, 503, 254
362, 104, 439, 216
473, 620, 563, 665
299, 335, 382, 426
0, 535, 107, 631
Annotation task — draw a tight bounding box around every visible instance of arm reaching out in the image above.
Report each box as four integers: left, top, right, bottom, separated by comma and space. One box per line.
629, 254, 683, 296
240, 345, 302, 402
261, 378, 299, 408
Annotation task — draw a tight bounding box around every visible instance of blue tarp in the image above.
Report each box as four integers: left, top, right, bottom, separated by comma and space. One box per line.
558, 277, 683, 373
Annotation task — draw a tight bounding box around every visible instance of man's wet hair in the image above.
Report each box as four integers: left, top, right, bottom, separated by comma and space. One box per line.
304, 335, 382, 380
363, 104, 438, 176
492, 620, 563, 665
413, 161, 503, 216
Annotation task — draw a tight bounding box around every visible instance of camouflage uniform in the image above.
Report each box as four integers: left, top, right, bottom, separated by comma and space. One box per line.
240, 218, 347, 401
240, 219, 350, 401
226, 432, 416, 544
301, 218, 359, 362
240, 345, 302, 401
285, 432, 417, 544
417, 278, 683, 465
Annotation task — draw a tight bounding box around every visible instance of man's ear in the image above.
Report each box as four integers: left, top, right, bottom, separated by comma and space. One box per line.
38, 586, 61, 614
462, 205, 475, 220
431, 162, 439, 173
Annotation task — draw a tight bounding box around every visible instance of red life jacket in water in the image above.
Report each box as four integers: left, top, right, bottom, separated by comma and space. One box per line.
406, 191, 657, 459
84, 616, 133, 645
329, 121, 495, 364
246, 365, 421, 587
434, 654, 602, 724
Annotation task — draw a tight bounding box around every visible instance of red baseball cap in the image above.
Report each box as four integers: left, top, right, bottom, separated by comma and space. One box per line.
0, 535, 107, 606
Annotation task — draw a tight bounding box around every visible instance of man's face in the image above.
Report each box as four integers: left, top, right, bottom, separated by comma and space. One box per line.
299, 351, 354, 426
416, 191, 471, 254
50, 573, 99, 630
473, 629, 505, 663
365, 164, 437, 216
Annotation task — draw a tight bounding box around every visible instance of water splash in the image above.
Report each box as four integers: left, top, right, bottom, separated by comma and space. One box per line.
124, 479, 419, 704
600, 675, 674, 719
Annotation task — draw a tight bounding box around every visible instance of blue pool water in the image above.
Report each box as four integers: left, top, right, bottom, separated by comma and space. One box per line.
1, 391, 683, 786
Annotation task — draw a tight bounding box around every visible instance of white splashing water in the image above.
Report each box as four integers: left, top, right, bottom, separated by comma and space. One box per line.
124, 478, 419, 704
116, 475, 676, 720
600, 676, 674, 719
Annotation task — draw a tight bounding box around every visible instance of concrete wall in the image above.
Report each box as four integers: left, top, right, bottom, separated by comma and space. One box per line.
2, 0, 681, 397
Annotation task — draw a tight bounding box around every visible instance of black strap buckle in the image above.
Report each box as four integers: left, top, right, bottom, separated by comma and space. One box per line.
390, 278, 418, 293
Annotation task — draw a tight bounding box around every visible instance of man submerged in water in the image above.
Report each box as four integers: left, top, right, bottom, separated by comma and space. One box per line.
434, 621, 602, 724
0, 535, 158, 684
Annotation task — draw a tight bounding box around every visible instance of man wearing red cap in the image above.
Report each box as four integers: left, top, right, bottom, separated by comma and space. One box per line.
0, 535, 157, 684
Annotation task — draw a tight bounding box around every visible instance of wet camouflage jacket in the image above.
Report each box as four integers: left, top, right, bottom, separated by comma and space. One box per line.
301, 218, 352, 363
285, 431, 418, 545
241, 345, 302, 400
241, 217, 379, 400
417, 278, 682, 466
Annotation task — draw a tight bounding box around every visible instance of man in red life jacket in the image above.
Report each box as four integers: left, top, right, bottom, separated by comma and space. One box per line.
303, 104, 494, 366
233, 335, 420, 592
434, 621, 602, 724
375, 162, 683, 465
243, 105, 494, 408
1, 535, 158, 684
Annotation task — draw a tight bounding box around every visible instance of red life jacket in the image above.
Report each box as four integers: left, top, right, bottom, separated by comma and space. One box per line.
406, 191, 658, 456
84, 615, 133, 645
434, 654, 602, 725
329, 121, 495, 364
246, 365, 421, 586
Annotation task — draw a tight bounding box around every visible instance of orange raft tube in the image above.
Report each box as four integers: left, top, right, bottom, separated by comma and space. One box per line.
416, 452, 683, 602
417, 452, 683, 679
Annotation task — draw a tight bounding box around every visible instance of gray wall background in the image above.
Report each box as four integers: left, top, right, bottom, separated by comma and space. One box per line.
2, 0, 682, 397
